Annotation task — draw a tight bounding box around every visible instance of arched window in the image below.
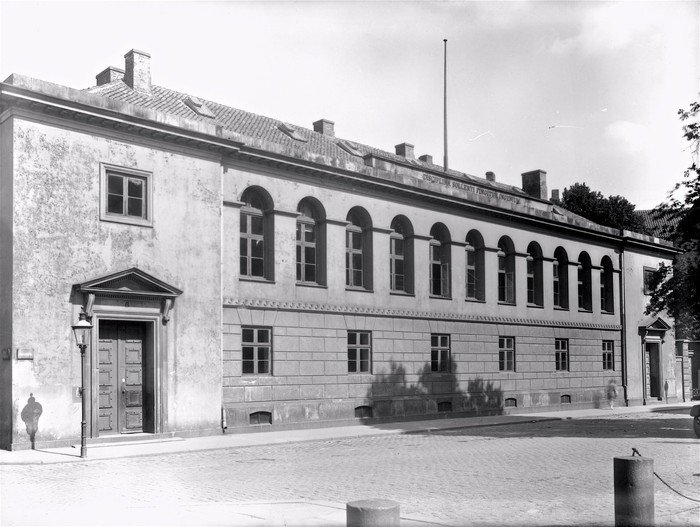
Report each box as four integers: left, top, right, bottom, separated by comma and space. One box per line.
346, 207, 373, 289
240, 187, 274, 280
526, 242, 544, 306
429, 223, 451, 297
465, 230, 485, 301
553, 247, 569, 309
390, 216, 414, 293
497, 236, 515, 304
296, 198, 326, 285
577, 252, 592, 311
600, 256, 615, 313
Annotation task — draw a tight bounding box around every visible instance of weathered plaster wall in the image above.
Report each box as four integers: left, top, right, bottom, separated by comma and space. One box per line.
223, 161, 621, 327
622, 248, 675, 405
0, 115, 14, 448
10, 115, 222, 447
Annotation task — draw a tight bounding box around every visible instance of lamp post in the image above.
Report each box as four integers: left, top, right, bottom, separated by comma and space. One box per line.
72, 309, 93, 458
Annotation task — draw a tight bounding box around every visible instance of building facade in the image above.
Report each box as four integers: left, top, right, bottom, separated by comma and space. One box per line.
0, 50, 687, 450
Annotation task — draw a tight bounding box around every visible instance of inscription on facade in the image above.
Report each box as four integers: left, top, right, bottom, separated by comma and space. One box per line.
422, 174, 521, 204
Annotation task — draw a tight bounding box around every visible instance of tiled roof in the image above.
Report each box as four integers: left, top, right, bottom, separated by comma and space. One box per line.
637, 209, 678, 238
86, 80, 527, 197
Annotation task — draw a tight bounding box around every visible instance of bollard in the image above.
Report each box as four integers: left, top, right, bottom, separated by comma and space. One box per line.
346, 499, 400, 527
614, 456, 654, 526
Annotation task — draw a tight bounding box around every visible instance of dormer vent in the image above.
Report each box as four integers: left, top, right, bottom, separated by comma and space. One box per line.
337, 140, 363, 157
183, 96, 215, 118
278, 123, 307, 142
395, 143, 414, 159
313, 119, 335, 137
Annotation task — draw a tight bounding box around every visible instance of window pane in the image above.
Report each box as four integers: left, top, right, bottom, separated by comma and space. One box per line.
348, 332, 356, 345
304, 264, 316, 283
128, 178, 143, 198
108, 175, 123, 195
251, 257, 264, 277
296, 223, 302, 241
240, 214, 248, 233
394, 275, 404, 290
352, 253, 363, 271
353, 270, 362, 287
242, 346, 254, 360
441, 336, 449, 347
251, 239, 264, 258
394, 259, 404, 275
127, 197, 143, 218
296, 244, 302, 263
258, 330, 269, 343
258, 349, 269, 373
393, 238, 404, 255
352, 232, 362, 250
360, 333, 369, 345
240, 256, 248, 276
305, 226, 315, 243
240, 238, 248, 257
305, 246, 316, 265
242, 329, 254, 342
441, 350, 449, 371
251, 215, 264, 235
107, 194, 123, 214
242, 360, 254, 374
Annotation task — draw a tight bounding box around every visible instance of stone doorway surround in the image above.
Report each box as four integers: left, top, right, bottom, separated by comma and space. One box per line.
74, 268, 182, 438
638, 316, 672, 404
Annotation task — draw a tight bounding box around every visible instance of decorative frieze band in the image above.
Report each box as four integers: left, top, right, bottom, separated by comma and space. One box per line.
223, 297, 622, 330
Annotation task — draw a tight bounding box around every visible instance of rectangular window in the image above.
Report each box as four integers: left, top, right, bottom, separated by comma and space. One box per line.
100, 164, 152, 227
240, 212, 265, 278
430, 334, 451, 372
498, 337, 515, 372
346, 228, 364, 287
498, 254, 514, 303
602, 340, 614, 370
643, 268, 655, 295
348, 331, 371, 373
553, 260, 560, 307
466, 245, 477, 299
430, 243, 449, 297
242, 327, 272, 375
296, 220, 317, 283
390, 235, 405, 292
526, 257, 535, 304
555, 338, 569, 371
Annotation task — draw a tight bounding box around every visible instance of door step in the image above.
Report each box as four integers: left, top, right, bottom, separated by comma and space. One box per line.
74, 434, 183, 449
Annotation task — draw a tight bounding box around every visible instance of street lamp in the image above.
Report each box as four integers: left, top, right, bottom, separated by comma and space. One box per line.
72, 309, 93, 458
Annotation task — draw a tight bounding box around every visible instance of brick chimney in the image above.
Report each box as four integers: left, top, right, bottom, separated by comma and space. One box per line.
521, 169, 548, 200
96, 66, 125, 86
124, 49, 151, 94
485, 171, 496, 182
395, 143, 414, 159
551, 189, 560, 202
419, 154, 433, 164
313, 119, 335, 137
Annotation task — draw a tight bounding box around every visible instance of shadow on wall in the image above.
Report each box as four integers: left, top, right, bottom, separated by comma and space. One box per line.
361, 360, 503, 422
20, 393, 43, 449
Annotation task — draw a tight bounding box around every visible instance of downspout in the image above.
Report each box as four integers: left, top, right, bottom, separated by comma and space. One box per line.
618, 236, 629, 406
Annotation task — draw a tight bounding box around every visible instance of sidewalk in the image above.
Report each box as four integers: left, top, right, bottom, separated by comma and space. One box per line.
1, 401, 695, 466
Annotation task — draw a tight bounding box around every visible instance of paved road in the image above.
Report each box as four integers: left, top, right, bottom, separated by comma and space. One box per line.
2, 408, 698, 526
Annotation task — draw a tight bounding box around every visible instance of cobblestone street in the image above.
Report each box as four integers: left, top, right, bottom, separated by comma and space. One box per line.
2, 408, 699, 526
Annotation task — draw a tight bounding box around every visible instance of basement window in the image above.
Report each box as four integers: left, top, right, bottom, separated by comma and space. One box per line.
354, 405, 373, 419
183, 96, 215, 118
437, 401, 453, 412
504, 398, 517, 408
278, 123, 307, 142
249, 411, 272, 425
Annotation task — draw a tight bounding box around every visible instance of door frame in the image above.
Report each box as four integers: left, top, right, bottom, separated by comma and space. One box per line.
645, 340, 662, 400
89, 311, 165, 437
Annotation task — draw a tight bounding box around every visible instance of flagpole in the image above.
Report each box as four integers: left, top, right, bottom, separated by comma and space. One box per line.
443, 38, 448, 172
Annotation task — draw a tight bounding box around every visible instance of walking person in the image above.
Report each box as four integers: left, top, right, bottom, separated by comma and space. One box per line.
606, 379, 618, 409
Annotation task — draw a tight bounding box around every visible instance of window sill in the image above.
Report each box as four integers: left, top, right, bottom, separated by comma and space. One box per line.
100, 215, 153, 228
527, 303, 544, 309
390, 291, 415, 297
430, 295, 452, 300
240, 277, 275, 284
578, 308, 593, 313
553, 306, 569, 311
498, 301, 516, 306
296, 282, 327, 289
345, 287, 374, 293
465, 298, 486, 303
601, 310, 616, 315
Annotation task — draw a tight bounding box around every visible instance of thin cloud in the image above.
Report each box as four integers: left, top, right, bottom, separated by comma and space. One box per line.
605, 120, 650, 155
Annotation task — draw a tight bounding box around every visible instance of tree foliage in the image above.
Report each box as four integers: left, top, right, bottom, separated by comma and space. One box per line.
645, 101, 700, 338
556, 182, 649, 233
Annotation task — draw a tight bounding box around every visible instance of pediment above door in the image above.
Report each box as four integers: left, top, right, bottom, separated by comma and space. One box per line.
77, 267, 182, 299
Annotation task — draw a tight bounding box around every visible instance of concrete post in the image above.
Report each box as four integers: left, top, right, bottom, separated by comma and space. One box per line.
347, 499, 400, 527
614, 456, 654, 526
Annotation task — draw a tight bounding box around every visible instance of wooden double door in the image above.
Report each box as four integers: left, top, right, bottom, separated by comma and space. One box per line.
98, 321, 152, 434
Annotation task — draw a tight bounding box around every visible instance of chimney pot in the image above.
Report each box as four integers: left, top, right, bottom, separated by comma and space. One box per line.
521, 169, 549, 200
551, 189, 560, 202
313, 119, 335, 137
419, 154, 433, 164
96, 66, 125, 86
485, 171, 496, 182
395, 143, 415, 159
124, 49, 151, 94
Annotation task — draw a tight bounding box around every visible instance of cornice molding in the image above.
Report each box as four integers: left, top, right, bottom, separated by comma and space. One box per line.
223, 298, 622, 331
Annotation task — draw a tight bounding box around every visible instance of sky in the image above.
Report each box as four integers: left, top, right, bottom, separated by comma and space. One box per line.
1, 1, 698, 209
